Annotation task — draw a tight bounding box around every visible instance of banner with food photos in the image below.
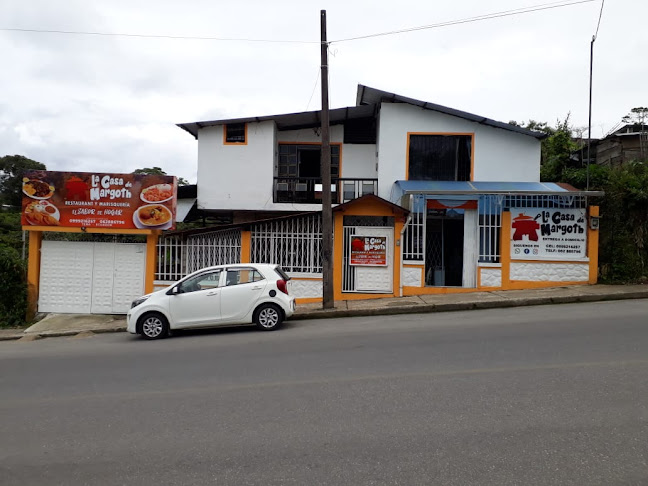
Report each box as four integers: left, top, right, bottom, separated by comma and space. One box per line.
21, 170, 177, 230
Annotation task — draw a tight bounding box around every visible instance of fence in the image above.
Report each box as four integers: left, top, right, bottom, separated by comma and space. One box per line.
156, 213, 323, 281
250, 213, 322, 273
156, 228, 242, 281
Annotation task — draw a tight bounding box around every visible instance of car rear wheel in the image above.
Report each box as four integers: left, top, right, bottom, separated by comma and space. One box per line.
139, 312, 169, 340
254, 303, 283, 331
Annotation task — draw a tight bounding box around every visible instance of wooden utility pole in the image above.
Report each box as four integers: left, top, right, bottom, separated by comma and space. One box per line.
320, 9, 334, 309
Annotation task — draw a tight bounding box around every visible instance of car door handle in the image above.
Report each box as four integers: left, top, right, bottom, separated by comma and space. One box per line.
207, 291, 219, 296
251, 286, 263, 290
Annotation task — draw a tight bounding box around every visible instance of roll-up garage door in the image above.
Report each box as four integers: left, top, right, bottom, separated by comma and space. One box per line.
39, 241, 146, 314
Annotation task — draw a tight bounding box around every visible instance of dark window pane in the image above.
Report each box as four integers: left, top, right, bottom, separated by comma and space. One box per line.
225, 123, 246, 143
408, 135, 471, 181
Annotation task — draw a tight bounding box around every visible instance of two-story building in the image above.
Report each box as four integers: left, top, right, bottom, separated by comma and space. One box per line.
169, 85, 601, 302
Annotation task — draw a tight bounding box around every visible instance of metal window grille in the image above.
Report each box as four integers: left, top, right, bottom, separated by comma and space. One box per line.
342, 226, 356, 291
250, 213, 322, 273
478, 194, 588, 263
403, 194, 588, 265
403, 194, 425, 261
479, 195, 504, 263
156, 229, 241, 281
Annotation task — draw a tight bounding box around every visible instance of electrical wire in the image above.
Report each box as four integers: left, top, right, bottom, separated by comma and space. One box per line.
593, 0, 605, 39
0, 27, 318, 44
330, 0, 597, 43
305, 67, 321, 111
1, 0, 597, 45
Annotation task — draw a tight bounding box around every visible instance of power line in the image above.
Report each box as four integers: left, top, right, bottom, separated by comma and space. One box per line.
330, 0, 597, 43
1, 0, 597, 46
305, 67, 321, 111
594, 0, 605, 39
0, 27, 317, 44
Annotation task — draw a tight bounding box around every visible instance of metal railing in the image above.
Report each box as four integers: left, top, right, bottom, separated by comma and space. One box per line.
274, 177, 378, 204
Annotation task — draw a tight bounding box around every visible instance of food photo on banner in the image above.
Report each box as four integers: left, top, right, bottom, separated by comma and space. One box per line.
21, 170, 178, 230
510, 207, 587, 260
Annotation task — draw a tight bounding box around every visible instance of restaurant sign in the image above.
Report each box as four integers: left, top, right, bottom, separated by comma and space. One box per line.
510, 208, 586, 260
350, 236, 388, 266
21, 170, 177, 230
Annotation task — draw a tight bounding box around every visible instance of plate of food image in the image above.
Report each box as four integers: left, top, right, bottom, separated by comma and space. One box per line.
24, 200, 60, 226
22, 178, 55, 200
134, 204, 173, 229
140, 183, 173, 204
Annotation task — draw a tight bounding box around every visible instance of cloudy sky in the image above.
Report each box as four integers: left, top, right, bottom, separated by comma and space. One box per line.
1, 0, 643, 183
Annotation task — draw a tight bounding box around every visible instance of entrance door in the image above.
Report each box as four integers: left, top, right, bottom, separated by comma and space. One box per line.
425, 210, 464, 286
344, 227, 393, 293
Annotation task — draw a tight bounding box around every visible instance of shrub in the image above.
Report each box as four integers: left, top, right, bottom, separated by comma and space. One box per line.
0, 246, 27, 328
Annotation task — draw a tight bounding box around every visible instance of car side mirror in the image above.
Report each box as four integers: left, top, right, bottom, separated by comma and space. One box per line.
168, 286, 182, 295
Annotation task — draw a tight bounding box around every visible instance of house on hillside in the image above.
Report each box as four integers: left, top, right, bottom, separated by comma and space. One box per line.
595, 124, 648, 167
166, 85, 602, 301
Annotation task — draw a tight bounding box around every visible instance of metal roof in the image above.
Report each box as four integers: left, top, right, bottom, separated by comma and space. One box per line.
391, 180, 604, 199
356, 85, 547, 140
177, 84, 547, 140
177, 104, 376, 139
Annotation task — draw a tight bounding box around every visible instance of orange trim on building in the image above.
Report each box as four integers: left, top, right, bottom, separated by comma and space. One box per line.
405, 132, 475, 181
500, 210, 512, 289
277, 141, 343, 179
26, 231, 42, 321
223, 123, 248, 145
145, 232, 159, 294
588, 206, 600, 284
240, 230, 251, 263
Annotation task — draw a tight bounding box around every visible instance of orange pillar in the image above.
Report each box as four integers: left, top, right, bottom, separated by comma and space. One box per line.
26, 230, 42, 321
333, 211, 344, 302
588, 206, 600, 284
240, 230, 251, 263
145, 231, 159, 294
500, 210, 511, 289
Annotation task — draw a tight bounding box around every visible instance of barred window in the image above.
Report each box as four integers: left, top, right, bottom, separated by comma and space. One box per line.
250, 214, 322, 273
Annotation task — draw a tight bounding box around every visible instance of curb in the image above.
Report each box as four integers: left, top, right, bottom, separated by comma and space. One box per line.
2, 290, 646, 341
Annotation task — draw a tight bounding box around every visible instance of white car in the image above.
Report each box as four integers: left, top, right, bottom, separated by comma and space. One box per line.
127, 263, 296, 340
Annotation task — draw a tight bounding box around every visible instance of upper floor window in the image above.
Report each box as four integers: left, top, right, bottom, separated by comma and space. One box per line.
224, 123, 247, 144
278, 144, 340, 178
408, 134, 472, 181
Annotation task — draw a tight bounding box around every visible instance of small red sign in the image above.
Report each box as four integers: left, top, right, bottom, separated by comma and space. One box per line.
350, 236, 388, 266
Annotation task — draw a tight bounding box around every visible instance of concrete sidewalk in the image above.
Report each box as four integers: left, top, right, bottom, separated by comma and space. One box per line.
1, 284, 647, 341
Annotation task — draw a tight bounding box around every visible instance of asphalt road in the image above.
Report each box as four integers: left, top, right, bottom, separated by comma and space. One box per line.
1, 300, 647, 485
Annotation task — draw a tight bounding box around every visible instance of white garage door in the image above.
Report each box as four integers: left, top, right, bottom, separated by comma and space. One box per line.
39, 241, 146, 314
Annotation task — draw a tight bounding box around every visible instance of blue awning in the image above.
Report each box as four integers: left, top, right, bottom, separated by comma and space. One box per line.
390, 180, 603, 204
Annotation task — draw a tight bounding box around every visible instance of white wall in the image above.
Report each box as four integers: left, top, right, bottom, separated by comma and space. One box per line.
198, 122, 377, 211
376, 103, 541, 199
197, 121, 276, 211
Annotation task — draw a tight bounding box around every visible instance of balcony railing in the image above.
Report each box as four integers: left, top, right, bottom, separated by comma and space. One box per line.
274, 177, 378, 204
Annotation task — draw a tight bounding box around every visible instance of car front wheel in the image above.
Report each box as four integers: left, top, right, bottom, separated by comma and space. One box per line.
254, 303, 283, 331
139, 312, 169, 340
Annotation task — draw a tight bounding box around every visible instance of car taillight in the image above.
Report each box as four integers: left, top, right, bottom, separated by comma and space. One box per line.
276, 279, 289, 295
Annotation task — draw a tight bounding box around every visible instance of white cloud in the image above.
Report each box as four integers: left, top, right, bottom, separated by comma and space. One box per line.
1, 0, 645, 180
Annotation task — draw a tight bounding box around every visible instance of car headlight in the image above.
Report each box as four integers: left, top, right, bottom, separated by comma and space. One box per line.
131, 296, 150, 308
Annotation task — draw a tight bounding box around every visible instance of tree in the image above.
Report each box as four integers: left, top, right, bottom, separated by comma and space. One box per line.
133, 167, 189, 185
0, 155, 46, 208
